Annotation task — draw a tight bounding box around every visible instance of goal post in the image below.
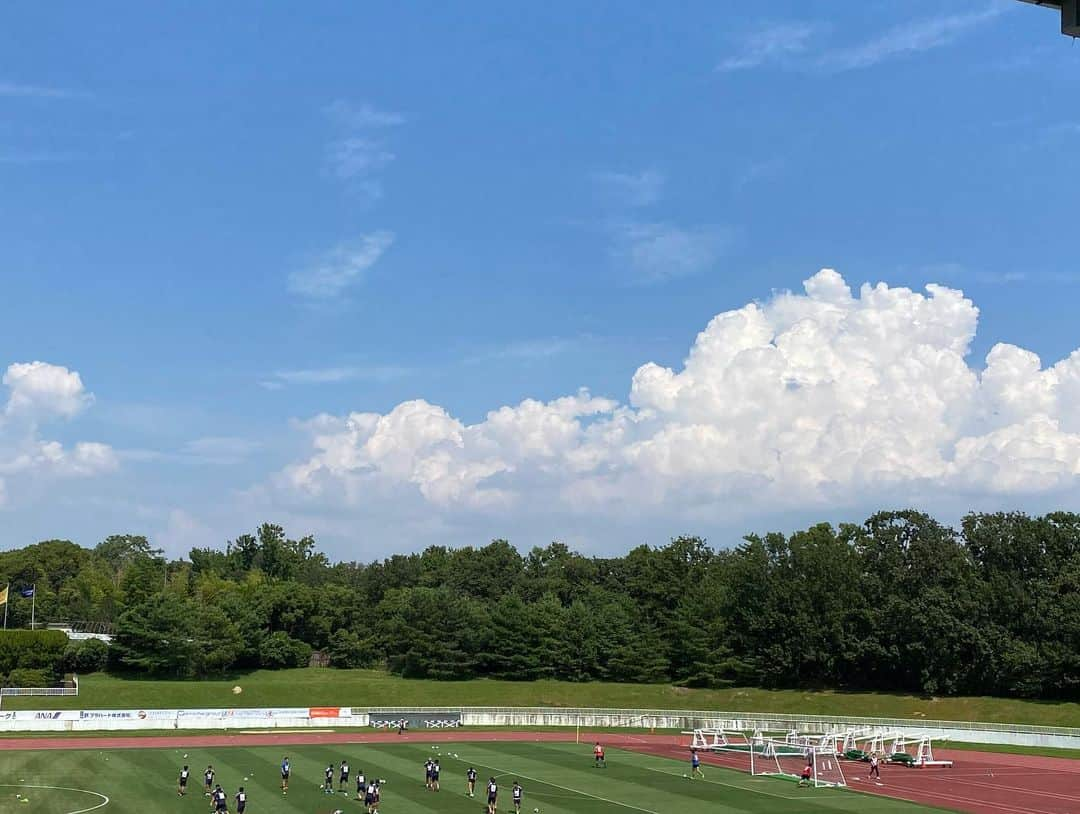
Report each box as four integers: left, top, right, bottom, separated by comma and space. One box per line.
684, 727, 729, 750
755, 740, 847, 787
885, 734, 954, 768
684, 727, 761, 751
707, 735, 769, 775
682, 731, 847, 787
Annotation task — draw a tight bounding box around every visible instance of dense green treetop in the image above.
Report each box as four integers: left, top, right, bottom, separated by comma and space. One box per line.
1, 511, 1077, 698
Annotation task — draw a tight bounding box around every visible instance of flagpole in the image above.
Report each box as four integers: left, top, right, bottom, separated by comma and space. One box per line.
30, 584, 35, 630
3, 583, 7, 630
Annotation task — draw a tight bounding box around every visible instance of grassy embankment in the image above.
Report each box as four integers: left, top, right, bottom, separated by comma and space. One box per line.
5, 669, 1078, 728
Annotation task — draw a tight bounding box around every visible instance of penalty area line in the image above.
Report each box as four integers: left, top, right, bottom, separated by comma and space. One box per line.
0, 783, 110, 814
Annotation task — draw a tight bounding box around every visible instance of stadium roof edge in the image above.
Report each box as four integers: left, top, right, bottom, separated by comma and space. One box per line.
1015, 0, 1079, 37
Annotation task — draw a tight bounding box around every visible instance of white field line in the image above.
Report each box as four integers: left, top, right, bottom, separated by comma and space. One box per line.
0, 784, 109, 814
609, 749, 806, 801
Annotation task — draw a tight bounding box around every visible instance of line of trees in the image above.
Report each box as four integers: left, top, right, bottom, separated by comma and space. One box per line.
0, 510, 1077, 698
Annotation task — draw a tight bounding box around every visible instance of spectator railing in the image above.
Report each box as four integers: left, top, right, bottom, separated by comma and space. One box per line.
0, 674, 78, 709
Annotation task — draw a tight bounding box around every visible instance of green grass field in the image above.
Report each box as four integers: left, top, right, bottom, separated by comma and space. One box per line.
8, 670, 1078, 729
0, 741, 949, 814
941, 741, 1080, 760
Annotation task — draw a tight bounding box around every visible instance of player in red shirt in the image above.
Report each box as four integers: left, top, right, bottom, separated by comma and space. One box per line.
593, 742, 606, 768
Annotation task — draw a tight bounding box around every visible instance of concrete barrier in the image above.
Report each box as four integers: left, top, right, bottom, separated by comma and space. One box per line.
1, 704, 1076, 749
362, 706, 1080, 750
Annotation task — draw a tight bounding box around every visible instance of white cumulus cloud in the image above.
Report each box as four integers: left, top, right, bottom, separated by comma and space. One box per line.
278, 269, 1080, 528
4, 361, 93, 418
0, 361, 117, 503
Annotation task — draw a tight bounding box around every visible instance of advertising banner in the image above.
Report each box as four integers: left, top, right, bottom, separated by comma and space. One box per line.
309, 707, 349, 719
371, 712, 462, 729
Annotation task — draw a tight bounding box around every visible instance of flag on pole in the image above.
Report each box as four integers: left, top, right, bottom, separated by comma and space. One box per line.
24, 584, 35, 630
0, 586, 7, 605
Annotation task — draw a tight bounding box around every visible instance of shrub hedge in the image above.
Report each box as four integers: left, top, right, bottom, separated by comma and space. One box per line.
0, 630, 69, 684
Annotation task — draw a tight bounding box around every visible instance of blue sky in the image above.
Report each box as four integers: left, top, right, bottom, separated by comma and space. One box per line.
1, 1, 1078, 559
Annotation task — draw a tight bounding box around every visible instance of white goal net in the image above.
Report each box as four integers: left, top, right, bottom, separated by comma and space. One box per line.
684, 729, 845, 788
744, 740, 846, 787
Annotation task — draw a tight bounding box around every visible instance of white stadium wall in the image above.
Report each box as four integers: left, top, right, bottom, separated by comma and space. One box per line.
0, 707, 356, 732
1, 705, 1078, 749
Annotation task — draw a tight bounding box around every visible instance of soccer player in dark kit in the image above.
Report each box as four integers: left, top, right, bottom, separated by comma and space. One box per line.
212, 784, 228, 813
177, 765, 190, 797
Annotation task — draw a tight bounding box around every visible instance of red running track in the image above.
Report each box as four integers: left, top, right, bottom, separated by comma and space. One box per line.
2, 730, 1078, 814
633, 736, 1080, 814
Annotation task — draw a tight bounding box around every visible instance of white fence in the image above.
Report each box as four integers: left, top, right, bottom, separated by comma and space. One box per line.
0, 674, 79, 709
1, 703, 1077, 749
0, 687, 78, 697
360, 706, 1080, 750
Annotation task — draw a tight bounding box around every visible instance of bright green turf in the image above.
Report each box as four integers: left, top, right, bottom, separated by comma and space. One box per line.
941, 741, 1080, 760
8, 670, 1078, 729
0, 741, 951, 814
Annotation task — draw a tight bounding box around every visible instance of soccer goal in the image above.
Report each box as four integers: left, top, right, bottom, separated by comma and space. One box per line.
864, 731, 895, 758
703, 737, 845, 787
783, 729, 846, 753
840, 728, 873, 754
685, 728, 729, 750
755, 740, 847, 787
704, 734, 770, 775
684, 727, 759, 751
886, 734, 953, 768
